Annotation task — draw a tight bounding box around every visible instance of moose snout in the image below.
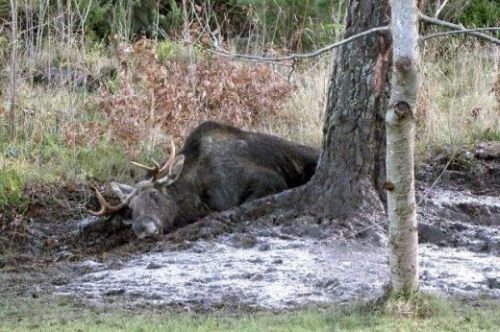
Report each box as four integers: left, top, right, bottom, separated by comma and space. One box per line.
132, 217, 162, 239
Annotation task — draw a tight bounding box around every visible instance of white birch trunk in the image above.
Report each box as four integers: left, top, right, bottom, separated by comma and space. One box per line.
386, 0, 419, 294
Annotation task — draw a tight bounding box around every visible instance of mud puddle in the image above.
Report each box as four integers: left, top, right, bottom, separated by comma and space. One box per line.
418, 187, 500, 254
424, 188, 500, 210
420, 245, 499, 297
57, 236, 388, 309
56, 231, 499, 310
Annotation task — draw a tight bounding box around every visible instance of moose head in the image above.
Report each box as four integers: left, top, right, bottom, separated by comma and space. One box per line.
88, 140, 185, 238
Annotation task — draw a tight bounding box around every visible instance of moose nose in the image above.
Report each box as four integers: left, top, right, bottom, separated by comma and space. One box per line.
132, 217, 159, 238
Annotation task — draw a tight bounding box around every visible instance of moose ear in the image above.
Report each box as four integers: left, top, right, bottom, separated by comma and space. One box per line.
110, 182, 135, 201
158, 154, 185, 186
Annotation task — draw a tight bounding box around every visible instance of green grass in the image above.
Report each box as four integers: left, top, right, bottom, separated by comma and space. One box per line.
0, 294, 498, 331
0, 133, 132, 207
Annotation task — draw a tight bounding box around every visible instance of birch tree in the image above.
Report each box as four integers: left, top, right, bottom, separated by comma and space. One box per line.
386, 0, 420, 293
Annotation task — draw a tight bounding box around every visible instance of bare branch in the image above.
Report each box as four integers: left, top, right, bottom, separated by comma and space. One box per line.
434, 0, 449, 19
421, 27, 500, 42
420, 14, 500, 45
192, 26, 390, 64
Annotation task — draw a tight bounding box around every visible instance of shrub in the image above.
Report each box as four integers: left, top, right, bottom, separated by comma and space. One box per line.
96, 38, 294, 152
0, 168, 25, 209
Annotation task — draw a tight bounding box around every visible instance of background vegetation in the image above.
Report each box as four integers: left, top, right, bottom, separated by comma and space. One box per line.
0, 0, 498, 208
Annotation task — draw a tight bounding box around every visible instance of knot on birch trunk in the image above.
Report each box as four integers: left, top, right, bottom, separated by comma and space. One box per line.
395, 56, 414, 72
394, 101, 412, 119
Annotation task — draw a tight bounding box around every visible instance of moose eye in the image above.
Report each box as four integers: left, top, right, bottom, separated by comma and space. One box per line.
149, 191, 162, 204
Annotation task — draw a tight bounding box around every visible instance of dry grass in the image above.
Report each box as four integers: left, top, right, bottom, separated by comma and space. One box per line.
256, 59, 329, 147
381, 293, 442, 319
273, 40, 499, 155
417, 40, 499, 159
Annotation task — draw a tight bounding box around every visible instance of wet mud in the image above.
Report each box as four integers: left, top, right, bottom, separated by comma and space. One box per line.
55, 235, 499, 310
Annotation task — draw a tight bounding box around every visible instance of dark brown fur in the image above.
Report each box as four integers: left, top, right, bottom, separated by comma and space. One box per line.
114, 121, 319, 238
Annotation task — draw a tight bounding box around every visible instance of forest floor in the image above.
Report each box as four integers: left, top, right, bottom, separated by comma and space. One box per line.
0, 142, 499, 331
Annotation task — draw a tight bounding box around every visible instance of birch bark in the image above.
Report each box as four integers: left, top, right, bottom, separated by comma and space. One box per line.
386, 0, 420, 294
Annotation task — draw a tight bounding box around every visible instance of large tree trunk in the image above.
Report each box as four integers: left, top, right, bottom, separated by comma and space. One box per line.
300, 0, 392, 224
387, 0, 419, 294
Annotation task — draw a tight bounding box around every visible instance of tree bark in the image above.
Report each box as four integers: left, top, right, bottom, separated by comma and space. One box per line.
386, 0, 419, 294
300, 0, 392, 224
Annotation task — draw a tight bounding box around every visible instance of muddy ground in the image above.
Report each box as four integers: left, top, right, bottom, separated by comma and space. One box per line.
0, 143, 499, 311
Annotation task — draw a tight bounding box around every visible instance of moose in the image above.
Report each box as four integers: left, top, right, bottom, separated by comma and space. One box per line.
89, 121, 319, 238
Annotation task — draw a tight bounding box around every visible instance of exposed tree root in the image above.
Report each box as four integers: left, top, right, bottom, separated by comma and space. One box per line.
167, 182, 387, 244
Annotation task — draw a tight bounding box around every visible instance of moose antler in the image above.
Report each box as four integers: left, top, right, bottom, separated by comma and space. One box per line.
130, 139, 176, 180
87, 179, 154, 216
159, 139, 176, 175
88, 140, 178, 217
129, 159, 161, 174
87, 185, 129, 216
